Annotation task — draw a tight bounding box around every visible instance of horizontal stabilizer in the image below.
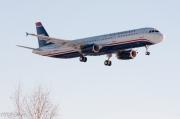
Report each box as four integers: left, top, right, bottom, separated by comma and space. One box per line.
16, 45, 35, 50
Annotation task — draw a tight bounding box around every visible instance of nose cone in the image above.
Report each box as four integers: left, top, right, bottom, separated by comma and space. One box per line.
158, 33, 164, 43
154, 33, 164, 44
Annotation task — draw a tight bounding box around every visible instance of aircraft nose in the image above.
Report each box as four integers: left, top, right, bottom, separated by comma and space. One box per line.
154, 33, 164, 44
159, 33, 164, 42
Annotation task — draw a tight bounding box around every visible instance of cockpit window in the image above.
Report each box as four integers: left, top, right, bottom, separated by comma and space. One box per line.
149, 30, 159, 33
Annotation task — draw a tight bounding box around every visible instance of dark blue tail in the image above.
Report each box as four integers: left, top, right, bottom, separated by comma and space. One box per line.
36, 22, 52, 47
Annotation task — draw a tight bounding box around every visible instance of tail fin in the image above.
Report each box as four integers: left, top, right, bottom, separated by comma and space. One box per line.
35, 22, 52, 47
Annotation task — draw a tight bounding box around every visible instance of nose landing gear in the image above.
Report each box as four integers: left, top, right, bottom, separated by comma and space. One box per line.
145, 45, 151, 55
146, 51, 150, 55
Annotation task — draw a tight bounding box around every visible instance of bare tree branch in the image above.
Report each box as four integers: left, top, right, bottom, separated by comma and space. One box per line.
13, 85, 58, 119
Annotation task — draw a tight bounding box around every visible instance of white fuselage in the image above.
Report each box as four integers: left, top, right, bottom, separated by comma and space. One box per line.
33, 27, 163, 58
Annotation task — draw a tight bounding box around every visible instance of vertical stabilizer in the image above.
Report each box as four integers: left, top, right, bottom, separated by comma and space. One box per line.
36, 22, 51, 47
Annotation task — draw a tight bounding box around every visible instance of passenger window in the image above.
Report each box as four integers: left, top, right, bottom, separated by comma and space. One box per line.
149, 30, 159, 33
149, 30, 153, 33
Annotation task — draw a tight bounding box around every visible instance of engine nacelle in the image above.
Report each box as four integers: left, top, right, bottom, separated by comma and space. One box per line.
116, 50, 137, 60
80, 44, 102, 53
92, 44, 100, 53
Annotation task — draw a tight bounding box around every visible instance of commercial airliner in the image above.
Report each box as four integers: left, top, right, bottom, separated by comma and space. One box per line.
18, 22, 164, 66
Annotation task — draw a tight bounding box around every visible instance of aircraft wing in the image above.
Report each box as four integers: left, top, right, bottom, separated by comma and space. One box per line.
26, 33, 82, 50
26, 33, 111, 53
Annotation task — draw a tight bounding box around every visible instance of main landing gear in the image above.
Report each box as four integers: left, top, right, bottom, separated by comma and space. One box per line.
145, 45, 151, 55
104, 54, 112, 66
79, 56, 87, 62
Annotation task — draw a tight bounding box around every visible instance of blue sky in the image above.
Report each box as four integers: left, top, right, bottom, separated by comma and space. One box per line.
0, 0, 180, 119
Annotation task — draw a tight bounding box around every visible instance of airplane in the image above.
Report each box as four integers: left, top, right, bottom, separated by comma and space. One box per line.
17, 22, 164, 66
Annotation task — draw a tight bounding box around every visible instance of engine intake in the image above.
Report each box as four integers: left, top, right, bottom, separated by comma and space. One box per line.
92, 44, 100, 53
116, 50, 137, 60
80, 44, 102, 53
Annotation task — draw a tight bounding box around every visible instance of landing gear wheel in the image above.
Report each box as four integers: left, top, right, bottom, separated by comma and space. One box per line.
145, 45, 150, 56
83, 57, 87, 62
146, 52, 150, 55
104, 60, 112, 66
79, 56, 87, 62
108, 61, 112, 66
104, 60, 108, 65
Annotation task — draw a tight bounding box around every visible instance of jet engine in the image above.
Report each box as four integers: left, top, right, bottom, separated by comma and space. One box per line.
92, 44, 101, 53
116, 50, 137, 60
80, 44, 102, 53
